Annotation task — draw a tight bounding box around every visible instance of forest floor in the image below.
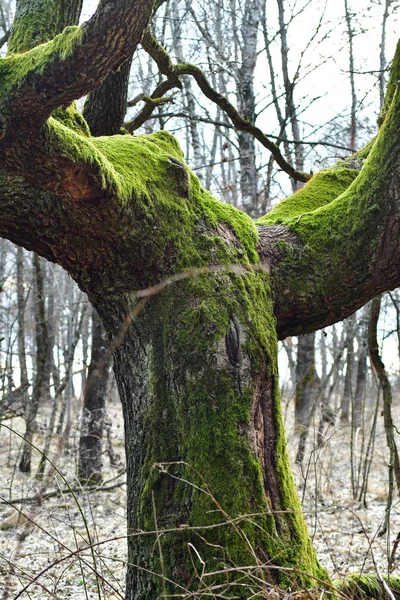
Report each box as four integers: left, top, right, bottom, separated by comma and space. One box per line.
0, 395, 399, 599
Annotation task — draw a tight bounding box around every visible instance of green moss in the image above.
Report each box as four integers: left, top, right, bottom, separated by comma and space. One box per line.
336, 574, 400, 600
0, 26, 83, 106
378, 39, 400, 127
42, 118, 259, 275
130, 264, 326, 596
288, 100, 397, 262
38, 122, 323, 592
258, 167, 359, 226
52, 104, 90, 136
9, 0, 64, 52
256, 87, 400, 324
8, 0, 83, 52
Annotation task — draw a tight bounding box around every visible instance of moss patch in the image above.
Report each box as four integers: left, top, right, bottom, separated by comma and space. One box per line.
52, 104, 90, 137
336, 574, 400, 600
8, 0, 82, 53
258, 168, 359, 226
0, 26, 83, 106
129, 265, 326, 596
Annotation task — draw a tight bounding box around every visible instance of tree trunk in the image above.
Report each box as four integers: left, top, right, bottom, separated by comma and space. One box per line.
237, 0, 261, 215
344, 0, 357, 152
78, 308, 111, 485
294, 332, 318, 465
341, 314, 355, 423
19, 253, 48, 473
2, 2, 400, 598
100, 274, 324, 598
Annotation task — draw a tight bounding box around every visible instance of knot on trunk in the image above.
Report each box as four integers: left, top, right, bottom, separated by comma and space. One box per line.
0, 115, 7, 141
225, 315, 241, 367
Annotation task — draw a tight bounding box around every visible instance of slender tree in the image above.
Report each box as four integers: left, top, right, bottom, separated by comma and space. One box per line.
78, 308, 111, 484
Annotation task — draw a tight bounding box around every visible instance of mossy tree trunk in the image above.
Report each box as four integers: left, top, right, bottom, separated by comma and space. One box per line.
1, 1, 400, 598
111, 270, 325, 597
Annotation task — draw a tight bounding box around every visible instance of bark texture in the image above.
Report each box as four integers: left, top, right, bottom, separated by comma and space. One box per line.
2, 4, 400, 598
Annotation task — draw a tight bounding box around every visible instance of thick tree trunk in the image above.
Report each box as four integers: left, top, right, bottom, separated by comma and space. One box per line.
2, 3, 400, 598
96, 273, 324, 598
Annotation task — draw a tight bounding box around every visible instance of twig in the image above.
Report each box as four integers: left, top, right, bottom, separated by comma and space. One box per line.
0, 475, 126, 505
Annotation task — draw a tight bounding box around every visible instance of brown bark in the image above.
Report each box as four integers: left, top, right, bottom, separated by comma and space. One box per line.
3, 0, 155, 127
2, 4, 400, 596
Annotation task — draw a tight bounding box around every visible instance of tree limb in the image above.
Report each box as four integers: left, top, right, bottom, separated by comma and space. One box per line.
0, 0, 155, 130
133, 29, 312, 183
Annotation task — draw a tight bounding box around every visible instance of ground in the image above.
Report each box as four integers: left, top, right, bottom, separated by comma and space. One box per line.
0, 387, 399, 599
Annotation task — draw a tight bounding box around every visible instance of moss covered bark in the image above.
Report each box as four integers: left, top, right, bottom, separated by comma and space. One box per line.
2, 4, 400, 599
8, 0, 83, 53
111, 268, 325, 598
258, 69, 400, 338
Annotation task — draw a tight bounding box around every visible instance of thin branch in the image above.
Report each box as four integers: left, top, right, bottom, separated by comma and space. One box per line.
131, 29, 312, 183
139, 109, 355, 152
0, 476, 126, 505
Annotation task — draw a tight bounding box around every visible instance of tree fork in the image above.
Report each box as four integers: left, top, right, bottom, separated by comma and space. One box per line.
1, 3, 400, 598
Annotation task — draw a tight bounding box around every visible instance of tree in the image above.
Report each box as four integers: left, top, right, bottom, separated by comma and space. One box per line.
1, 1, 400, 597
78, 307, 111, 484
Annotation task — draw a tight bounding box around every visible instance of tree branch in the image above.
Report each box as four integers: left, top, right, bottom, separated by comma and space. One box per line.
0, 0, 155, 131
257, 82, 400, 338
136, 29, 312, 183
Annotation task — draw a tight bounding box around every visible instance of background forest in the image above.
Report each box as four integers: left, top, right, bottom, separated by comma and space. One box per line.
1, 0, 400, 598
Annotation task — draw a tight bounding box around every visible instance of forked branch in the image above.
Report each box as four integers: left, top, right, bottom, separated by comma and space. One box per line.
127, 29, 312, 183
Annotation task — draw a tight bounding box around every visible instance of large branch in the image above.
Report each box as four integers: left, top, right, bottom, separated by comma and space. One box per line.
127, 29, 311, 183
256, 53, 400, 339
0, 0, 155, 133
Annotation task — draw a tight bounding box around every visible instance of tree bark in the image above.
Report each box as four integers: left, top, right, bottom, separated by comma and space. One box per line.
294, 332, 318, 465
112, 271, 323, 597
19, 253, 48, 473
341, 314, 355, 423
236, 0, 261, 215
2, 4, 400, 597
